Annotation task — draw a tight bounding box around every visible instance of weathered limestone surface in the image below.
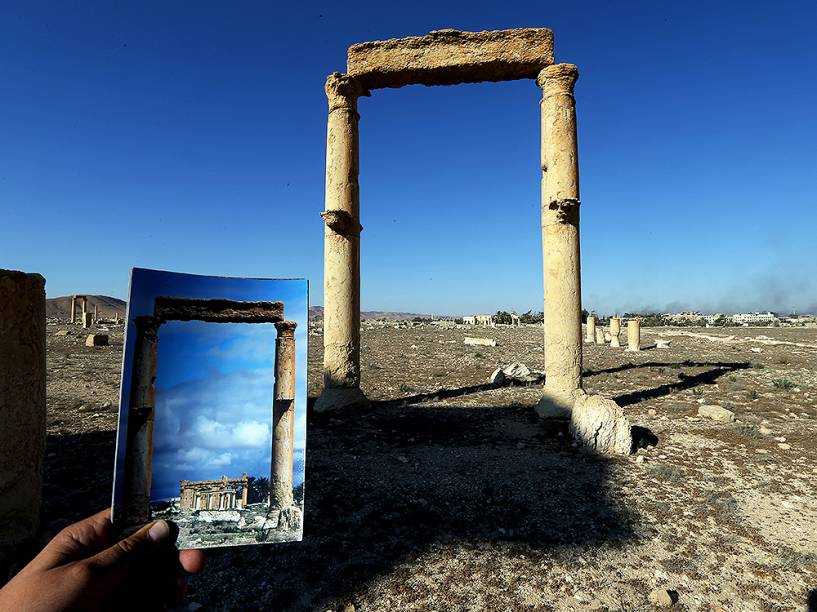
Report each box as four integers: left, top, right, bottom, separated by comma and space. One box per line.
535, 64, 584, 417
610, 317, 621, 348
316, 73, 370, 413
271, 321, 297, 509
570, 394, 632, 455
347, 28, 554, 89
0, 270, 46, 566
698, 404, 736, 422
82, 312, 93, 328
627, 319, 641, 352
154, 297, 284, 323
595, 327, 606, 345
585, 315, 596, 343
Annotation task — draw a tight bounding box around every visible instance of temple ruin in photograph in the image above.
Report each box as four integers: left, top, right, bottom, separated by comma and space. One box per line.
117, 295, 302, 546
316, 28, 632, 454
179, 474, 250, 512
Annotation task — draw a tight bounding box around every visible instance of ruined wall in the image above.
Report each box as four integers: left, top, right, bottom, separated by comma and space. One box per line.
0, 269, 46, 567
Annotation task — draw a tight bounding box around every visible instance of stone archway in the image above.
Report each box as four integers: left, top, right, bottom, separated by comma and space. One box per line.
315, 29, 585, 418
118, 296, 298, 526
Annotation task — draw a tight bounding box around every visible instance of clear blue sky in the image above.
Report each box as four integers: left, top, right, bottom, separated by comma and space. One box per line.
3, 2, 816, 315
113, 269, 307, 502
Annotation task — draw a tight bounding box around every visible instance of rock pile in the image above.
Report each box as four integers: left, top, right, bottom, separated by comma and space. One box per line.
489, 362, 544, 385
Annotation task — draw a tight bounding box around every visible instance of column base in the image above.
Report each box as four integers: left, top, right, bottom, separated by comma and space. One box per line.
535, 387, 583, 419
314, 386, 369, 413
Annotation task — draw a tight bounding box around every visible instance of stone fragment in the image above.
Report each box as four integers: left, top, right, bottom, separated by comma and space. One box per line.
55, 329, 71, 336
85, 334, 109, 347
697, 404, 735, 422
347, 28, 554, 89
758, 426, 772, 435
489, 367, 506, 384
778, 443, 791, 450
595, 328, 605, 345
655, 339, 671, 349
570, 394, 632, 455
604, 331, 612, 343
648, 588, 674, 607
464, 337, 497, 347
648, 409, 657, 416
493, 362, 545, 384
750, 347, 763, 353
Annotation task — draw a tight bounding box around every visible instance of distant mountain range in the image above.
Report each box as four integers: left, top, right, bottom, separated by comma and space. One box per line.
47, 295, 127, 319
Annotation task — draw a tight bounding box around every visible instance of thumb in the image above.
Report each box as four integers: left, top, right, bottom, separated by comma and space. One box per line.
85, 520, 174, 576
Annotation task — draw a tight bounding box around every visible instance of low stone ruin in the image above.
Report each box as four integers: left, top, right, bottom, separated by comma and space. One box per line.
85, 333, 109, 347
464, 337, 497, 347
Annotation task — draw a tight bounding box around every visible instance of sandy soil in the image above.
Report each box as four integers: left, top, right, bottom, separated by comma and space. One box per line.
37, 321, 817, 611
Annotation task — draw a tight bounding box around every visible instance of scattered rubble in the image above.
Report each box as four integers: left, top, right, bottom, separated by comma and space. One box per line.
488, 362, 544, 385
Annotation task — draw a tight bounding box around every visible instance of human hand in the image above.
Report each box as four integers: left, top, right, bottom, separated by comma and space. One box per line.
0, 509, 206, 611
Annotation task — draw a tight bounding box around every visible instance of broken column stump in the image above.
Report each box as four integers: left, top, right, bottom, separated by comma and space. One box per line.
0, 269, 46, 569
85, 334, 109, 347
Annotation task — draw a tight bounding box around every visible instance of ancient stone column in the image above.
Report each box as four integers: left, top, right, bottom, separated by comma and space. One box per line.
83, 312, 93, 329
595, 327, 606, 345
70, 295, 77, 324
0, 270, 46, 569
121, 315, 161, 526
81, 297, 88, 323
93, 304, 99, 322
316, 73, 370, 412
585, 315, 596, 343
271, 320, 297, 509
536, 64, 583, 417
610, 317, 621, 348
627, 319, 641, 352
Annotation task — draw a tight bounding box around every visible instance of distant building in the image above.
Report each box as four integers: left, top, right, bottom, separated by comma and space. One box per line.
462, 315, 494, 327
731, 312, 779, 325
664, 311, 705, 324
703, 313, 724, 324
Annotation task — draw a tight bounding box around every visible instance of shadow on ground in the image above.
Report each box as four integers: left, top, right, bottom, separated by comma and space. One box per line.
186, 402, 639, 610
594, 361, 751, 407
39, 389, 671, 609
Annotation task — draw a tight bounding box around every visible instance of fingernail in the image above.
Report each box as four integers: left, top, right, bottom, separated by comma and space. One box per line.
148, 519, 170, 543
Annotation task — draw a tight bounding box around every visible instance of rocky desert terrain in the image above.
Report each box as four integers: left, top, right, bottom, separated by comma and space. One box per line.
39, 319, 817, 611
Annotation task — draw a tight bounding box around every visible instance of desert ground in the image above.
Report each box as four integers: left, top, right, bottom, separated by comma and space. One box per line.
40, 320, 817, 611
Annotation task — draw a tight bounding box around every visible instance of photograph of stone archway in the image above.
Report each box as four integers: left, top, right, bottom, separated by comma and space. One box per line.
112, 269, 308, 548
316, 28, 631, 454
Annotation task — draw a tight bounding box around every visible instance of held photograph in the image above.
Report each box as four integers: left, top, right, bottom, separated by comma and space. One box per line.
111, 268, 307, 549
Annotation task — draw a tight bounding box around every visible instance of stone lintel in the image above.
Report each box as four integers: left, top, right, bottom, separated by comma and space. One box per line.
154, 297, 284, 323
347, 28, 554, 89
